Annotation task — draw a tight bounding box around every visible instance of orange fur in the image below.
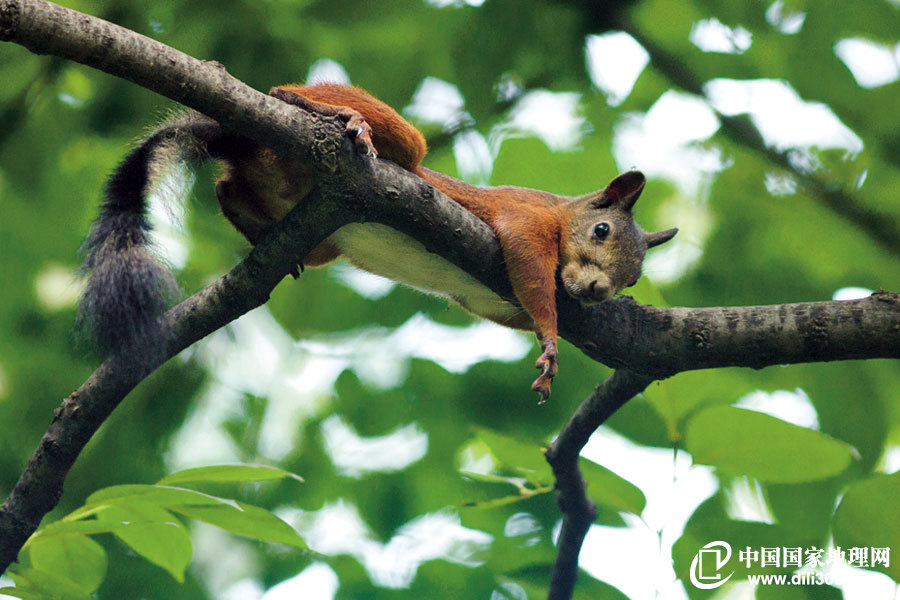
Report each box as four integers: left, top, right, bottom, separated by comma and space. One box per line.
215, 83, 676, 401
278, 84, 427, 171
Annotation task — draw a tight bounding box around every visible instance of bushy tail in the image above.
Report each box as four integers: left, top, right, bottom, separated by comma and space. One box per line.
77, 113, 229, 358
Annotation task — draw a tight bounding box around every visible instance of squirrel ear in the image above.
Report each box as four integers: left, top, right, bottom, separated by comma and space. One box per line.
588, 171, 646, 210
645, 228, 678, 248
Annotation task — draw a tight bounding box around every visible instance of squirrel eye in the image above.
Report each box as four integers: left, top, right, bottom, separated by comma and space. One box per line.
592, 222, 610, 242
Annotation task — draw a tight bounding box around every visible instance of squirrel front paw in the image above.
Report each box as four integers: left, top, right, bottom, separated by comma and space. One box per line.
531, 343, 558, 404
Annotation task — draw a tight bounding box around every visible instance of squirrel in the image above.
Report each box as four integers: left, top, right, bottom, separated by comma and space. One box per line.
79, 83, 677, 401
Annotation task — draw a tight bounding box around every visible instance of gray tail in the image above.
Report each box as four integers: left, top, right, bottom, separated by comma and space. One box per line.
77, 113, 243, 358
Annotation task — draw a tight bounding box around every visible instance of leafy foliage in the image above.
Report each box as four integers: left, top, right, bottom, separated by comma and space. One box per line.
0, 0, 898, 598
685, 407, 854, 483
1, 466, 305, 599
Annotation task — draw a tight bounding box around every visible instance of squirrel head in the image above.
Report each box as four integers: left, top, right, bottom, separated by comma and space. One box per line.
559, 171, 678, 304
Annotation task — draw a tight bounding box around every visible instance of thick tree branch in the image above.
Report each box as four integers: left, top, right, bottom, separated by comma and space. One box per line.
558, 291, 900, 376
1, 0, 899, 591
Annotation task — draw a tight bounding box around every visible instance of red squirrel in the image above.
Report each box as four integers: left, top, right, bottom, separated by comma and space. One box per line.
79, 83, 677, 401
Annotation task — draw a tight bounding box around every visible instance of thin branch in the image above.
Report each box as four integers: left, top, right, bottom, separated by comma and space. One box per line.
545, 370, 655, 600
630, 30, 900, 258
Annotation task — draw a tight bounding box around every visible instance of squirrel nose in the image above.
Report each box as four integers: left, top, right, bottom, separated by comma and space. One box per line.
588, 280, 610, 301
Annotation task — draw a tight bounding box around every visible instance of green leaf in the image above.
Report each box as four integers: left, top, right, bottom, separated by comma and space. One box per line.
156, 464, 304, 486
6, 565, 94, 600
172, 501, 307, 549
579, 458, 646, 516
102, 504, 192, 583
474, 428, 553, 483
0, 587, 50, 600
36, 519, 156, 537
459, 470, 523, 486
685, 407, 854, 482
66, 484, 235, 525
460, 494, 542, 510
85, 484, 237, 508
28, 534, 106, 594
458, 469, 553, 510
833, 472, 900, 582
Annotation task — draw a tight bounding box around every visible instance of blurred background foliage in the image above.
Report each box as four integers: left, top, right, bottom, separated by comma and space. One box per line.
0, 0, 898, 598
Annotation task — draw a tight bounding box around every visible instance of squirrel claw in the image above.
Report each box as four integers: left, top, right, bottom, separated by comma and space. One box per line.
270, 87, 377, 158
531, 345, 558, 404
531, 376, 552, 404
346, 119, 377, 158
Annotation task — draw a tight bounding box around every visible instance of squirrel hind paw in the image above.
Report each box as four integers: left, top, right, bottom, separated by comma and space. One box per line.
269, 87, 376, 158
345, 118, 377, 158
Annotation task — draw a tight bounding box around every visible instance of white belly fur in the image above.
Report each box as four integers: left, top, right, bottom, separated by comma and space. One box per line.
328, 223, 523, 326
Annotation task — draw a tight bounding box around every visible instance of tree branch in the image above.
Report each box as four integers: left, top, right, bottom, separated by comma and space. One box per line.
558, 291, 900, 377
545, 370, 655, 600
1, 0, 899, 593
629, 29, 900, 258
